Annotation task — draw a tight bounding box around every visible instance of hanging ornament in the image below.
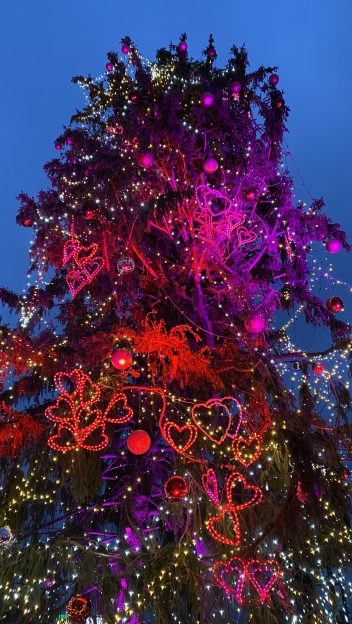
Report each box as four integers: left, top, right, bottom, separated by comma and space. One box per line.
203, 157, 218, 174
106, 62, 113, 71
243, 187, 257, 201
111, 348, 133, 370
55, 142, 62, 151
117, 256, 135, 274
138, 152, 154, 168
84, 209, 96, 220
201, 92, 215, 107
244, 314, 265, 334
326, 239, 342, 254
178, 42, 188, 52
127, 429, 151, 455
312, 362, 325, 375
0, 526, 15, 549
164, 475, 188, 500
269, 73, 280, 85
66, 136, 74, 146
121, 44, 130, 54
207, 47, 217, 58
67, 595, 91, 623
231, 81, 242, 94
326, 296, 344, 313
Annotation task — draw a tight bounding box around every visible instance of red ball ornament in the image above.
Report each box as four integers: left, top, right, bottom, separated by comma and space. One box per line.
201, 92, 215, 107
121, 44, 130, 54
244, 314, 265, 334
127, 430, 151, 455
111, 348, 133, 370
138, 152, 154, 169
203, 157, 218, 174
67, 595, 91, 623
129, 90, 139, 103
326, 239, 342, 254
326, 296, 344, 313
243, 188, 257, 202
312, 362, 325, 375
269, 73, 280, 85
165, 475, 188, 500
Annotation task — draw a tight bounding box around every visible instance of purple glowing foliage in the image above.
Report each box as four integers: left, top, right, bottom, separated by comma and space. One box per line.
195, 538, 208, 558
124, 527, 141, 551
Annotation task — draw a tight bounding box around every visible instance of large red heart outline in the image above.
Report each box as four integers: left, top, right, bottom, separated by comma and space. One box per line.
246, 559, 281, 603
192, 398, 235, 445
207, 506, 240, 546
237, 226, 257, 246
162, 422, 200, 461
104, 393, 133, 424
232, 434, 262, 466
213, 557, 246, 604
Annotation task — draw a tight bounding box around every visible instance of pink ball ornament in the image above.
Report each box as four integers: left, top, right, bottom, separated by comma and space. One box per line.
121, 44, 130, 54
106, 62, 113, 71
127, 430, 151, 455
55, 142, 62, 151
207, 48, 216, 58
178, 42, 188, 52
66, 137, 74, 146
244, 314, 265, 334
312, 362, 325, 375
269, 73, 280, 86
111, 348, 133, 370
243, 188, 257, 202
203, 157, 218, 174
231, 81, 242, 94
326, 239, 342, 254
201, 92, 215, 107
138, 152, 154, 169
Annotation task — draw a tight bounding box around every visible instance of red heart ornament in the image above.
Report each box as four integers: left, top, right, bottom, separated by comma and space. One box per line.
226, 471, 263, 511
192, 398, 233, 444
45, 397, 74, 424
73, 243, 100, 267
232, 434, 262, 466
246, 559, 280, 603
55, 369, 85, 397
104, 393, 133, 424
207, 506, 241, 546
162, 422, 198, 459
48, 424, 78, 452
81, 256, 105, 280
213, 557, 246, 604
63, 238, 80, 265
237, 226, 257, 246
79, 375, 101, 407
66, 268, 89, 298
202, 468, 220, 507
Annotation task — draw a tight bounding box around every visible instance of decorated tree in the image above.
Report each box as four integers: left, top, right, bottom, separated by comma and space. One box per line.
0, 35, 352, 624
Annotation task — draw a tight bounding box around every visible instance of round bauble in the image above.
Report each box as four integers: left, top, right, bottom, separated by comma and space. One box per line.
244, 314, 265, 334
164, 475, 188, 500
231, 81, 242, 94
129, 90, 139, 103
243, 188, 257, 202
201, 92, 215, 107
55, 142, 62, 151
207, 48, 216, 58
67, 595, 91, 623
343, 469, 350, 480
178, 42, 188, 52
117, 256, 135, 274
269, 73, 280, 85
138, 152, 154, 169
203, 157, 218, 174
66, 136, 74, 146
127, 430, 151, 455
106, 62, 113, 71
121, 44, 130, 54
326, 239, 342, 254
312, 362, 325, 375
111, 348, 133, 370
326, 296, 344, 313
21, 218, 33, 227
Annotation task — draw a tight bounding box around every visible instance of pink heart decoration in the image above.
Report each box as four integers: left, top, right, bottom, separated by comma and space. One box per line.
45, 397, 74, 423
73, 243, 100, 267
81, 256, 105, 281
237, 226, 257, 246
63, 238, 80, 265
213, 558, 246, 604
202, 468, 220, 507
246, 559, 281, 603
192, 398, 233, 445
66, 268, 88, 298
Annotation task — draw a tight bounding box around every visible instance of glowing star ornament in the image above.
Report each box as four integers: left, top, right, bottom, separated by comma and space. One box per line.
126, 429, 151, 455
111, 348, 133, 370
164, 475, 188, 500
45, 369, 108, 452
67, 595, 91, 623
326, 296, 344, 313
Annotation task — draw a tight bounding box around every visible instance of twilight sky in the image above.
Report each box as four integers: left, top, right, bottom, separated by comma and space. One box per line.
1, 0, 352, 293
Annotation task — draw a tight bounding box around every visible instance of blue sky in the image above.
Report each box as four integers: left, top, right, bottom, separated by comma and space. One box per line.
1, 0, 352, 292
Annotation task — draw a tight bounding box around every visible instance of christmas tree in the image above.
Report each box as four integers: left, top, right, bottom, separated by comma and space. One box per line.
0, 34, 352, 624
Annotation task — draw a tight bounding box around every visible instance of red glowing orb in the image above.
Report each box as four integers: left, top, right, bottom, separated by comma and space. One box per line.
111, 348, 133, 370
326, 296, 344, 313
127, 430, 151, 455
312, 362, 325, 375
164, 475, 188, 500
244, 314, 265, 334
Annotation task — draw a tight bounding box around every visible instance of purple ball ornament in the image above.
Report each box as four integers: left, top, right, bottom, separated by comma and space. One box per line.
326, 239, 342, 254
231, 81, 242, 95
201, 92, 215, 107
138, 152, 154, 169
106, 62, 113, 72
54, 142, 62, 151
269, 73, 280, 86
66, 136, 74, 146
244, 314, 266, 334
121, 44, 130, 54
203, 157, 218, 174
178, 42, 188, 53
